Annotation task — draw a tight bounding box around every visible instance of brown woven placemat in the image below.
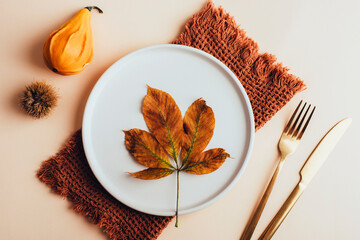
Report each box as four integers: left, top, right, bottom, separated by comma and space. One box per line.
37, 1, 305, 240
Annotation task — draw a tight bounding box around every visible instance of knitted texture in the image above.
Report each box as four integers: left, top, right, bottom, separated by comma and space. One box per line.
37, 130, 172, 239
37, 1, 305, 240
173, 1, 305, 130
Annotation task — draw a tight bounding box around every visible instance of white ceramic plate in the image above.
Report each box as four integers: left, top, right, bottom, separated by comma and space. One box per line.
82, 44, 254, 216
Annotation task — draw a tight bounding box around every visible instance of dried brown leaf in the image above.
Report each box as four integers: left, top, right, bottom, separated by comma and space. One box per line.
129, 168, 175, 180
124, 128, 173, 169
181, 98, 215, 166
183, 148, 230, 175
125, 86, 230, 227
142, 86, 183, 161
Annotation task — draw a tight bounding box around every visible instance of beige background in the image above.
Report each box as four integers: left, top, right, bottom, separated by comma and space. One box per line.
1, 0, 359, 239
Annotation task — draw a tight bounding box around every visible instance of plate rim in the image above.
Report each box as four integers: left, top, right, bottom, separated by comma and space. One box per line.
82, 44, 255, 216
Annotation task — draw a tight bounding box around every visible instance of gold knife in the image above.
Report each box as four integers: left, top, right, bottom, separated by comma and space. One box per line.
259, 118, 352, 240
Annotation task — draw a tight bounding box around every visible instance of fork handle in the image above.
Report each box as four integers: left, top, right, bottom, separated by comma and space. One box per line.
258, 181, 305, 240
240, 157, 285, 240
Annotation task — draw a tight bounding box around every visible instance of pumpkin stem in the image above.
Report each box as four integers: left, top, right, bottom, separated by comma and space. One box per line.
85, 6, 103, 14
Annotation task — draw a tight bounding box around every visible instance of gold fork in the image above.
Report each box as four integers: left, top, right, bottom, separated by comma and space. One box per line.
240, 101, 315, 240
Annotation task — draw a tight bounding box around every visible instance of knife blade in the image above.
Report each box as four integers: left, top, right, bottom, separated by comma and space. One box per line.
259, 118, 352, 240
300, 118, 352, 185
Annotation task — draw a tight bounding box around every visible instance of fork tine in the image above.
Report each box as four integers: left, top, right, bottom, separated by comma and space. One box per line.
288, 102, 307, 135
293, 104, 311, 137
284, 100, 303, 133
297, 106, 316, 140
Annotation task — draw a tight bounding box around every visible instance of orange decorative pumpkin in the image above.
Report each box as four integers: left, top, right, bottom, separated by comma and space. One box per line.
43, 6, 102, 75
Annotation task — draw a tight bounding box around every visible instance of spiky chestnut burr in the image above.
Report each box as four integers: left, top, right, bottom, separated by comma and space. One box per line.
20, 81, 58, 119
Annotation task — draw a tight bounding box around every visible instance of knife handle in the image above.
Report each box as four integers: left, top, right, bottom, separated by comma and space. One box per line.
258, 181, 306, 240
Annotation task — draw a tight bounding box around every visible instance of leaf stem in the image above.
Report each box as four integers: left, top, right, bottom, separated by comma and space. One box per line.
175, 170, 180, 227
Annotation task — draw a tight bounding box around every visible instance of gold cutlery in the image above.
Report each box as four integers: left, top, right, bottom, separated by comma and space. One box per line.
259, 118, 352, 240
240, 101, 315, 240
